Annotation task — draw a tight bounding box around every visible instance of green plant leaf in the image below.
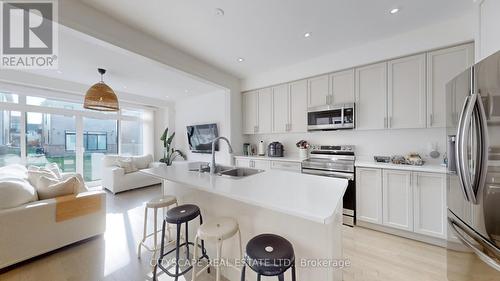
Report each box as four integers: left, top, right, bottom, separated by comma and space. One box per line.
160, 127, 168, 141
166, 132, 175, 145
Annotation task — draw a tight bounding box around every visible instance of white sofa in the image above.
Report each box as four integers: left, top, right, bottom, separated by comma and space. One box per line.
0, 167, 106, 269
101, 154, 166, 194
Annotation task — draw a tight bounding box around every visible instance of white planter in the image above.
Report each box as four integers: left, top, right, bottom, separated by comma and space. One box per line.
299, 148, 309, 160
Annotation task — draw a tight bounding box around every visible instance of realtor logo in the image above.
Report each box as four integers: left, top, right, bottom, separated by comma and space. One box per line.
1, 1, 58, 69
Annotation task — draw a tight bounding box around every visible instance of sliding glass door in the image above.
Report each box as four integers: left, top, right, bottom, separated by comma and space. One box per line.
83, 117, 118, 182
26, 112, 76, 172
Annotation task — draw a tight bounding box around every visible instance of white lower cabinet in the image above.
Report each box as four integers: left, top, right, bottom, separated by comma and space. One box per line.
235, 158, 252, 168
253, 159, 271, 170
235, 158, 295, 171
357, 167, 447, 240
270, 161, 301, 172
382, 170, 413, 231
356, 168, 383, 224
413, 172, 446, 239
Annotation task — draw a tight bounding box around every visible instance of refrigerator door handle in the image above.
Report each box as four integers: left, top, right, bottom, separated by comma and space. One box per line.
459, 94, 478, 203
473, 94, 489, 203
449, 217, 500, 271
456, 96, 471, 202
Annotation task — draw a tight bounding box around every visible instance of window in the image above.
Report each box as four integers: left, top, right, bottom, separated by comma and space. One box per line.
83, 118, 118, 182
121, 119, 143, 156
0, 110, 21, 166
27, 96, 82, 110
26, 112, 76, 172
0, 92, 18, 103
65, 132, 76, 151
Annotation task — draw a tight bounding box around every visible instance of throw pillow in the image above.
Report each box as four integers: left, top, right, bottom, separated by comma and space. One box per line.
132, 155, 152, 170
117, 158, 138, 174
0, 164, 27, 180
44, 163, 62, 179
36, 176, 78, 200
27, 169, 58, 187
0, 178, 38, 209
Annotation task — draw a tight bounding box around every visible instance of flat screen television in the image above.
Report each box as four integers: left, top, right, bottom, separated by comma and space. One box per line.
186, 123, 219, 153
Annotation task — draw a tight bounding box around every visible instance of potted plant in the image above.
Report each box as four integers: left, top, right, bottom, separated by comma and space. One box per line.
160, 127, 186, 165
296, 140, 310, 160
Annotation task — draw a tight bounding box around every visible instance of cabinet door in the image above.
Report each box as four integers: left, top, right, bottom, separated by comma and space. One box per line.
382, 169, 413, 231
242, 91, 258, 134
413, 172, 446, 238
427, 43, 474, 128
356, 168, 383, 224
253, 159, 271, 170
289, 80, 308, 133
257, 88, 272, 134
355, 62, 388, 130
307, 75, 330, 108
330, 69, 355, 104
272, 84, 289, 133
235, 158, 251, 168
388, 54, 427, 129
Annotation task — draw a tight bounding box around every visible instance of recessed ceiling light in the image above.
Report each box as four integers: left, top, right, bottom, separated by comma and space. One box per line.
215, 8, 224, 16
304, 32, 312, 38
237, 57, 245, 62
390, 8, 400, 14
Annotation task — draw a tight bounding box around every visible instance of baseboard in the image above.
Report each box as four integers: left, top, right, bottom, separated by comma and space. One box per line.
356, 221, 447, 248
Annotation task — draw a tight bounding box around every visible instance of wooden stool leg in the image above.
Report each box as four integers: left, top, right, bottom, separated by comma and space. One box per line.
216, 239, 223, 281
191, 235, 199, 281
152, 207, 158, 263
138, 206, 148, 259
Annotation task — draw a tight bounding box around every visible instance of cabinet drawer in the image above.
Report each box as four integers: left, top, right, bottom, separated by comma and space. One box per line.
270, 161, 301, 172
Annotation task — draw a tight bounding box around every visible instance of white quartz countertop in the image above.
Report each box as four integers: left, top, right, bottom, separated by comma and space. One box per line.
233, 155, 303, 162
355, 160, 447, 173
141, 163, 347, 224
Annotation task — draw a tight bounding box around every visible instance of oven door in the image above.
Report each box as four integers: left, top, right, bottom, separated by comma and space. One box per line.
302, 168, 356, 226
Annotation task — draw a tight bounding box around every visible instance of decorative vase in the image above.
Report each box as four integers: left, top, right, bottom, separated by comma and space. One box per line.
299, 148, 308, 160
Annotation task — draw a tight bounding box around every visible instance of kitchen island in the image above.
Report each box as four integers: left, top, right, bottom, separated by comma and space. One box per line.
141, 163, 347, 280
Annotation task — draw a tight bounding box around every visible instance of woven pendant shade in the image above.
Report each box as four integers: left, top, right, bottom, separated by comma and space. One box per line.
84, 68, 119, 111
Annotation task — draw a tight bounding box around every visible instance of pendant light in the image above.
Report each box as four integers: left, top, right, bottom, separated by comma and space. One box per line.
84, 68, 119, 111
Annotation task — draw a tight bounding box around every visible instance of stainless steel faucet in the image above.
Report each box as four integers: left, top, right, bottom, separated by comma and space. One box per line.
210, 137, 233, 174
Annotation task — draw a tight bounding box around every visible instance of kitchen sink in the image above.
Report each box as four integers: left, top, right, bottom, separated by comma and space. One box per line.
218, 167, 264, 178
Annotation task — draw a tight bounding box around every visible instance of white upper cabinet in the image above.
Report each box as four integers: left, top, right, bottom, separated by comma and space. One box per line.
307, 75, 330, 108
257, 88, 272, 134
242, 91, 258, 134
272, 84, 289, 133
355, 62, 388, 130
330, 69, 355, 104
382, 169, 413, 232
356, 168, 383, 224
413, 172, 446, 239
427, 43, 474, 128
388, 54, 427, 129
289, 80, 308, 133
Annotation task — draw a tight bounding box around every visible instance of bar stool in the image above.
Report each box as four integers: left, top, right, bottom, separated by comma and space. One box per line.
137, 195, 178, 264
241, 234, 296, 281
192, 217, 243, 281
153, 204, 210, 281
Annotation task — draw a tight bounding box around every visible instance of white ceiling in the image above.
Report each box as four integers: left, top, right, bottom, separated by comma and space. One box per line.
25, 26, 224, 102
80, 0, 475, 79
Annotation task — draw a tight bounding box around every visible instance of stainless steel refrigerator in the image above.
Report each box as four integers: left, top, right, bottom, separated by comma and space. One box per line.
446, 50, 500, 280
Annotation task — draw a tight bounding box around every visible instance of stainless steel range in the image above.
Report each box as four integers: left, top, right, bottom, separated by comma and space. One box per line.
301, 145, 355, 226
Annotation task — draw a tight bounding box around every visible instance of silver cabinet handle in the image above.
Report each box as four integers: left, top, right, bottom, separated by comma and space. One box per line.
429, 113, 433, 126
326, 95, 329, 104
384, 117, 387, 128
288, 123, 292, 131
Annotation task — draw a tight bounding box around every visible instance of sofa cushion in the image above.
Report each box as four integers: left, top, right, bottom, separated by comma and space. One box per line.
36, 176, 78, 200
0, 164, 27, 180
132, 155, 153, 170
0, 178, 37, 209
27, 168, 58, 187
102, 155, 120, 168
116, 158, 138, 174
44, 163, 62, 179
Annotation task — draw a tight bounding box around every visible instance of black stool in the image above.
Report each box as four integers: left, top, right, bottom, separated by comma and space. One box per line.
241, 234, 296, 281
153, 204, 210, 281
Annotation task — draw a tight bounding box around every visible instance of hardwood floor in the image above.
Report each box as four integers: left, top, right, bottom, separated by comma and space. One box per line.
0, 185, 454, 281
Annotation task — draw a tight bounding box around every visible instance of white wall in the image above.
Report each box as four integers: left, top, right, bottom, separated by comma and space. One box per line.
247, 127, 446, 165
174, 91, 233, 165
475, 0, 500, 61
242, 13, 475, 91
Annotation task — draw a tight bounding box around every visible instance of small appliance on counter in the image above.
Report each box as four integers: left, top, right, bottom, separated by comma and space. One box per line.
267, 142, 284, 157
374, 156, 391, 163
243, 143, 250, 156
258, 141, 266, 156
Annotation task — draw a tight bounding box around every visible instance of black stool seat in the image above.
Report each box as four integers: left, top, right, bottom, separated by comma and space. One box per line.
245, 234, 295, 276
165, 204, 200, 224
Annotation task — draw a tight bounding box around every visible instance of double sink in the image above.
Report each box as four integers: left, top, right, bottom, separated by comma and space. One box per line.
189, 163, 263, 178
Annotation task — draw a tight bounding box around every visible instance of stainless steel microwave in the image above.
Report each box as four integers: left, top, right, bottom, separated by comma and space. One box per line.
307, 103, 355, 131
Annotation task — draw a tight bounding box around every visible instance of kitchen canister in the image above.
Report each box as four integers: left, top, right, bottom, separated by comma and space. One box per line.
299, 148, 308, 159
258, 141, 266, 156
